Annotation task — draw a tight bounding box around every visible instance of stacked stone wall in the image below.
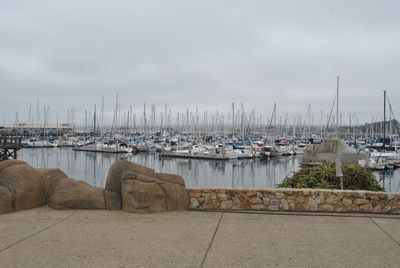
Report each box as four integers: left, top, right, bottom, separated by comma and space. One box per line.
188, 188, 400, 214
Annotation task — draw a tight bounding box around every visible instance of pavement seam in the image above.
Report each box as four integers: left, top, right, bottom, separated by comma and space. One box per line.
0, 209, 79, 254
199, 212, 224, 268
369, 217, 400, 248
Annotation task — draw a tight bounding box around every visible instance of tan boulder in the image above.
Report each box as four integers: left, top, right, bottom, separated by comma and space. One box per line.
121, 171, 189, 213
49, 179, 106, 210
122, 172, 167, 213
158, 181, 189, 211
105, 160, 155, 193
0, 162, 46, 211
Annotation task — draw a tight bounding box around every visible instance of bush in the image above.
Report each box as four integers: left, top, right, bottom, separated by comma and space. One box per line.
278, 162, 383, 191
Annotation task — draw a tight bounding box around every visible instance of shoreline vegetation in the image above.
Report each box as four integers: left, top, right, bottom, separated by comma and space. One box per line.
278, 162, 383, 192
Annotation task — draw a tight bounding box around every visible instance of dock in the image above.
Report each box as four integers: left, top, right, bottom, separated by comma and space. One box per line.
73, 147, 129, 154
160, 151, 230, 160
0, 137, 22, 161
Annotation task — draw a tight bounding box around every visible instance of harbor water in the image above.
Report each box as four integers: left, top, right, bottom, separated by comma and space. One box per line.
18, 147, 400, 192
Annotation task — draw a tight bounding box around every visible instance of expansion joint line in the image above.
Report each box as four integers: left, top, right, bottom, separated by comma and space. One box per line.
369, 217, 400, 247
0, 209, 78, 254
200, 212, 224, 268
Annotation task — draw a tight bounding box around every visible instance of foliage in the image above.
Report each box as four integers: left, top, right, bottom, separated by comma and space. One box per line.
278, 162, 383, 191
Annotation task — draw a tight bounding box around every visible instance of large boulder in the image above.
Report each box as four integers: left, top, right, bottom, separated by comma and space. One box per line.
106, 160, 155, 193
122, 172, 167, 213
156, 173, 189, 211
49, 179, 106, 210
119, 164, 190, 213
0, 186, 13, 214
0, 162, 46, 211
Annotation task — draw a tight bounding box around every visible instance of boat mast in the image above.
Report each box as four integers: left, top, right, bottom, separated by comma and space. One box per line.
336, 75, 339, 138
383, 90, 386, 148
93, 104, 96, 134
232, 102, 235, 138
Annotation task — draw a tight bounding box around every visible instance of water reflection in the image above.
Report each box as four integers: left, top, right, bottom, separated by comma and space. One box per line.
18, 148, 400, 192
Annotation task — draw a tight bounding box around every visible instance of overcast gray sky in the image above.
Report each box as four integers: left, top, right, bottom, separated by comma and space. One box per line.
1, 0, 399, 126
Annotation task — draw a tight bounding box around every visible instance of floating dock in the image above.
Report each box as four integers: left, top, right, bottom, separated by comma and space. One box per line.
160, 152, 229, 160
73, 147, 130, 154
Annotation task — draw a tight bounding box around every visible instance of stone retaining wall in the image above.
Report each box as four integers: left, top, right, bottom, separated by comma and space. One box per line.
188, 188, 400, 214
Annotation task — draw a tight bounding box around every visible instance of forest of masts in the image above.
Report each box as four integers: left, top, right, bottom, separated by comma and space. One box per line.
3, 95, 400, 140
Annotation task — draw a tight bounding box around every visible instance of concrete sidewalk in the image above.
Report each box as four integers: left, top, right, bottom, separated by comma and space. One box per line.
0, 208, 399, 268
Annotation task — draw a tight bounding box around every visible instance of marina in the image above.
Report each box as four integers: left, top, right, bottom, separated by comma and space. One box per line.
2, 1, 400, 267
18, 147, 400, 192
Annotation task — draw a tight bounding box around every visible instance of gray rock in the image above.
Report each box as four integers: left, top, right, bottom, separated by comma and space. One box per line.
305, 197, 319, 211
190, 197, 200, 209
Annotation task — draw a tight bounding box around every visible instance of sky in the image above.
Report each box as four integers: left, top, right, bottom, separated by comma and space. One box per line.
1, 0, 400, 127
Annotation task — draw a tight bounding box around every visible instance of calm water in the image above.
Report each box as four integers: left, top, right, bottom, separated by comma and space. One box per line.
18, 148, 400, 192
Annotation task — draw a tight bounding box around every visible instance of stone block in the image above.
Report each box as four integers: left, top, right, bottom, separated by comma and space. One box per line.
319, 204, 334, 212
218, 193, 228, 201
342, 197, 352, 207
360, 203, 374, 213
325, 195, 341, 205
275, 192, 286, 199
190, 198, 200, 209
221, 200, 233, 209
246, 190, 257, 198
354, 198, 369, 205
279, 199, 289, 211
305, 197, 319, 211
250, 197, 262, 204
252, 204, 265, 210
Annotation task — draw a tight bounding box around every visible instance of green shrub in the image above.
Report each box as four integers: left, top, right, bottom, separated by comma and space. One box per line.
278, 162, 383, 191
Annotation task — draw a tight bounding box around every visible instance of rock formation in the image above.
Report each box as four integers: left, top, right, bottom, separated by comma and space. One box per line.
0, 159, 189, 215
106, 160, 189, 213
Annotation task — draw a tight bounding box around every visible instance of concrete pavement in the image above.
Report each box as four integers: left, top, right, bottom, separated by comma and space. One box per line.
0, 207, 399, 267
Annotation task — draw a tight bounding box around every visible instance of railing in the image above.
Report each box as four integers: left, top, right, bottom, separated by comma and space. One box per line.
0, 137, 22, 149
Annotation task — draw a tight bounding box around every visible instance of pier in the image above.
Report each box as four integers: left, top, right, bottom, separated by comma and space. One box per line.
0, 137, 22, 161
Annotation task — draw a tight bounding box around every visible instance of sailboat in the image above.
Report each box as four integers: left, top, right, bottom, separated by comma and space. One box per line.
365, 91, 400, 170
